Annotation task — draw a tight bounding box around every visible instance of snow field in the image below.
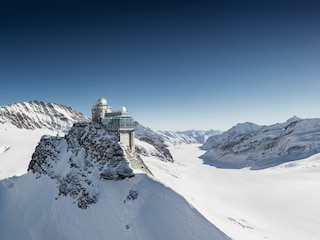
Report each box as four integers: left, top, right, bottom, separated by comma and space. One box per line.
142, 144, 320, 240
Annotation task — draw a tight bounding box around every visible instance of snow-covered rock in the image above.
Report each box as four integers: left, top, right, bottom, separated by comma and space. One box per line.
135, 122, 175, 162
0, 100, 89, 133
285, 115, 301, 125
28, 122, 134, 208
202, 118, 320, 169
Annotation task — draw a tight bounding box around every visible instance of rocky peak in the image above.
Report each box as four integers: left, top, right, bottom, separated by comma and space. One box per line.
28, 122, 134, 209
228, 122, 262, 135
285, 115, 301, 125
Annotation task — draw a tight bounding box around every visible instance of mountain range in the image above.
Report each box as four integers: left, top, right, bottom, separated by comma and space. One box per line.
177, 129, 221, 143
202, 116, 320, 169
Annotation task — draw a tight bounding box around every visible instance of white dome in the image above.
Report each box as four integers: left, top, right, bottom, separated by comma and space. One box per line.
97, 98, 107, 105
121, 106, 127, 113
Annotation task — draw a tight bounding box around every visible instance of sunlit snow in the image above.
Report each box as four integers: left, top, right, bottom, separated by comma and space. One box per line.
142, 143, 320, 240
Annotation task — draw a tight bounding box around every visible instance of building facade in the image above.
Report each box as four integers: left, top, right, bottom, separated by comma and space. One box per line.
92, 98, 134, 151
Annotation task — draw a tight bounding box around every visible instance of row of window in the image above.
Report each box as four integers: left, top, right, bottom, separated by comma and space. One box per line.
101, 116, 134, 131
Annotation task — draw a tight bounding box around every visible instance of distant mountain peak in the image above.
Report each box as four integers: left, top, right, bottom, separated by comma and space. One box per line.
0, 100, 89, 132
285, 115, 301, 124
229, 122, 261, 134
177, 129, 221, 143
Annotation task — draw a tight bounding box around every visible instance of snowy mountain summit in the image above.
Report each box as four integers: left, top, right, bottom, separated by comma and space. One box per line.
0, 100, 89, 132
202, 117, 320, 169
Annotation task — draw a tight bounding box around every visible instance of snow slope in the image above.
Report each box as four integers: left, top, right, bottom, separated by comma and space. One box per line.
142, 143, 320, 240
0, 123, 230, 240
202, 118, 320, 169
0, 173, 229, 240
0, 123, 55, 179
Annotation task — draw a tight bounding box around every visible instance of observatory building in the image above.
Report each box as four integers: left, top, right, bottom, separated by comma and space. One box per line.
92, 98, 134, 151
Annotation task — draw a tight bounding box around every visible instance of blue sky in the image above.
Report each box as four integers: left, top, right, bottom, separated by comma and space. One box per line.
0, 0, 319, 131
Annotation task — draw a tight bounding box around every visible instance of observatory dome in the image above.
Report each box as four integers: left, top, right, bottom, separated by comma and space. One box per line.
98, 98, 107, 105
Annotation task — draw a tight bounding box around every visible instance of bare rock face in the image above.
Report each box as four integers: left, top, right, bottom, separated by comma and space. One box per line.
28, 123, 134, 209
0, 100, 89, 132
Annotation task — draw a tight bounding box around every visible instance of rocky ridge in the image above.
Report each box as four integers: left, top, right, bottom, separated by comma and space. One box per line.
0, 100, 89, 132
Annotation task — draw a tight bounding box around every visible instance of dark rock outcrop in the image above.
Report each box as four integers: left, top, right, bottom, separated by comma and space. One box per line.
28, 123, 134, 209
